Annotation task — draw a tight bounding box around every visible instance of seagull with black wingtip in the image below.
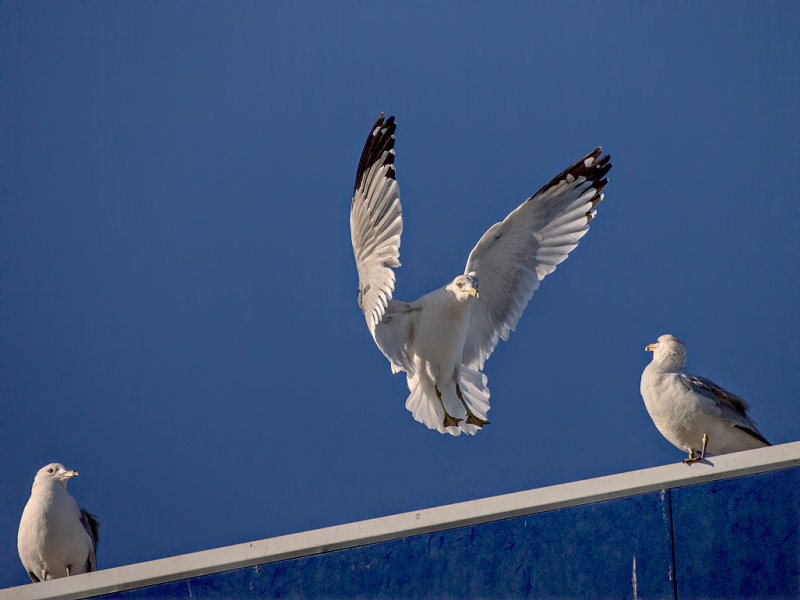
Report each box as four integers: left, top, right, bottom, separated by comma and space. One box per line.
640, 334, 770, 463
350, 113, 611, 435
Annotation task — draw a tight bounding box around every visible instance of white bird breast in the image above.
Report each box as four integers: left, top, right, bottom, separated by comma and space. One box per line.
408, 289, 474, 384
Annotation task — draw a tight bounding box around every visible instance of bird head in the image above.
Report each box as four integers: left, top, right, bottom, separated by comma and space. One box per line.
645, 334, 687, 371
34, 463, 79, 488
446, 274, 479, 302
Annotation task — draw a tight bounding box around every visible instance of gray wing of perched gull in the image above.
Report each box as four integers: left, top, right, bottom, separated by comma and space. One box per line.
18, 463, 99, 581
79, 508, 100, 570
350, 114, 610, 435
678, 373, 771, 445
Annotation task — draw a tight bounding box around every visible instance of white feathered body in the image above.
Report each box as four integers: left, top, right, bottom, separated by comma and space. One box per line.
397, 286, 490, 435
641, 352, 768, 456
18, 480, 94, 580
408, 287, 472, 384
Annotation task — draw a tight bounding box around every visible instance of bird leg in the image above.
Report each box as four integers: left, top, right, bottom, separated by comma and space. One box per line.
66, 565, 71, 577
683, 434, 709, 464
456, 384, 489, 427
434, 385, 462, 428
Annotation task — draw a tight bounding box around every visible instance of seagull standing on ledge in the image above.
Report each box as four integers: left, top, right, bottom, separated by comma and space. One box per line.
640, 334, 770, 463
350, 114, 611, 435
18, 463, 99, 582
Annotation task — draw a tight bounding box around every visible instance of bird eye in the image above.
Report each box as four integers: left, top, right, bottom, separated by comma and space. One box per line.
47, 468, 54, 473
457, 282, 463, 288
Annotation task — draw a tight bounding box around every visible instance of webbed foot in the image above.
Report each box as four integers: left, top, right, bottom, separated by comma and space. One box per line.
682, 436, 709, 464
466, 415, 489, 427
443, 414, 463, 428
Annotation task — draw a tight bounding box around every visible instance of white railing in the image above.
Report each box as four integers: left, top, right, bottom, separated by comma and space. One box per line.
4, 441, 799, 600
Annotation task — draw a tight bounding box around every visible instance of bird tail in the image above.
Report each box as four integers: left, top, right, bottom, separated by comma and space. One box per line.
459, 365, 491, 425
404, 366, 491, 436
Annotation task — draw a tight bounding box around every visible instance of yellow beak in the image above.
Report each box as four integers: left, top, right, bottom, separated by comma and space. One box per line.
645, 343, 656, 352
65, 470, 79, 478
468, 288, 479, 298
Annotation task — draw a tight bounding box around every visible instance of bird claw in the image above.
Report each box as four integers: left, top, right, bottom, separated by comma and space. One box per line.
683, 434, 710, 464
466, 415, 489, 427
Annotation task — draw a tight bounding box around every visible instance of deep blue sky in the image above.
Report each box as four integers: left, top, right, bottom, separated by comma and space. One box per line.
2, 2, 798, 589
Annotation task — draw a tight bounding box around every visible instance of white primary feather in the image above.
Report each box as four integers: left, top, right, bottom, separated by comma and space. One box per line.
351, 114, 610, 435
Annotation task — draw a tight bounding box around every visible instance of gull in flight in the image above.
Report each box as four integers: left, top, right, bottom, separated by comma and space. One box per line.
640, 334, 770, 463
18, 463, 100, 581
350, 114, 611, 435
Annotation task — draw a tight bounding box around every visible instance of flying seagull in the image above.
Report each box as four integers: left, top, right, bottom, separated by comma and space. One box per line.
350, 114, 611, 435
640, 334, 770, 463
18, 463, 100, 582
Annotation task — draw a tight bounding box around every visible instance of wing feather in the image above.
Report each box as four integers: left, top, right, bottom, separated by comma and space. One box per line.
462, 148, 611, 370
679, 373, 770, 445
350, 114, 403, 334
80, 508, 100, 571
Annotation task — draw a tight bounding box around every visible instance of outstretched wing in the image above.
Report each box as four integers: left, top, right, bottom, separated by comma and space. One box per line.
80, 508, 100, 571
679, 373, 770, 445
350, 114, 403, 335
462, 148, 611, 370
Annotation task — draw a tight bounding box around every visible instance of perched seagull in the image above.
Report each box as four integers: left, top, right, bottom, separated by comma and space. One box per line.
640, 334, 770, 463
350, 114, 611, 435
18, 463, 100, 582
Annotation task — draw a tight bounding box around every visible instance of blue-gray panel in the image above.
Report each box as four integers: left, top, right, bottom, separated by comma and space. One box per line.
98, 579, 190, 599
98, 491, 674, 600
671, 466, 800, 600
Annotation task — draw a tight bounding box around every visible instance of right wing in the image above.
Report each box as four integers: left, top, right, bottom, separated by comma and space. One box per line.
350, 114, 403, 335
80, 508, 100, 571
679, 373, 770, 445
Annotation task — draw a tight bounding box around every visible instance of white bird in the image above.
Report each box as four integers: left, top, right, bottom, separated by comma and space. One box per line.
350, 114, 611, 435
640, 334, 770, 463
18, 463, 99, 582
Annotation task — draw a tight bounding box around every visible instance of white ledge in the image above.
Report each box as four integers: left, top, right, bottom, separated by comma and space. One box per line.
4, 441, 799, 600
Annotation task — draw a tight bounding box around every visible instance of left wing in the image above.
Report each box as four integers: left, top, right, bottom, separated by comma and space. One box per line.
462, 148, 611, 370
679, 373, 770, 445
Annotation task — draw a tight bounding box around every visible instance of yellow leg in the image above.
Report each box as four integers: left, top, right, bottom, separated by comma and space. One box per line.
700, 433, 709, 459
434, 386, 462, 428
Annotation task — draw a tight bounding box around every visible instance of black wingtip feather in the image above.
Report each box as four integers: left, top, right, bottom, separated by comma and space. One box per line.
734, 424, 771, 447
354, 113, 397, 193
531, 147, 612, 199
592, 178, 610, 200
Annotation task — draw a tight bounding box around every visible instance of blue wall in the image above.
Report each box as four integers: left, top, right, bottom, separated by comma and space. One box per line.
100, 467, 799, 599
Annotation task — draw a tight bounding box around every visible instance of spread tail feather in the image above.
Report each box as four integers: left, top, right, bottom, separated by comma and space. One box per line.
459, 365, 491, 420
404, 367, 491, 436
